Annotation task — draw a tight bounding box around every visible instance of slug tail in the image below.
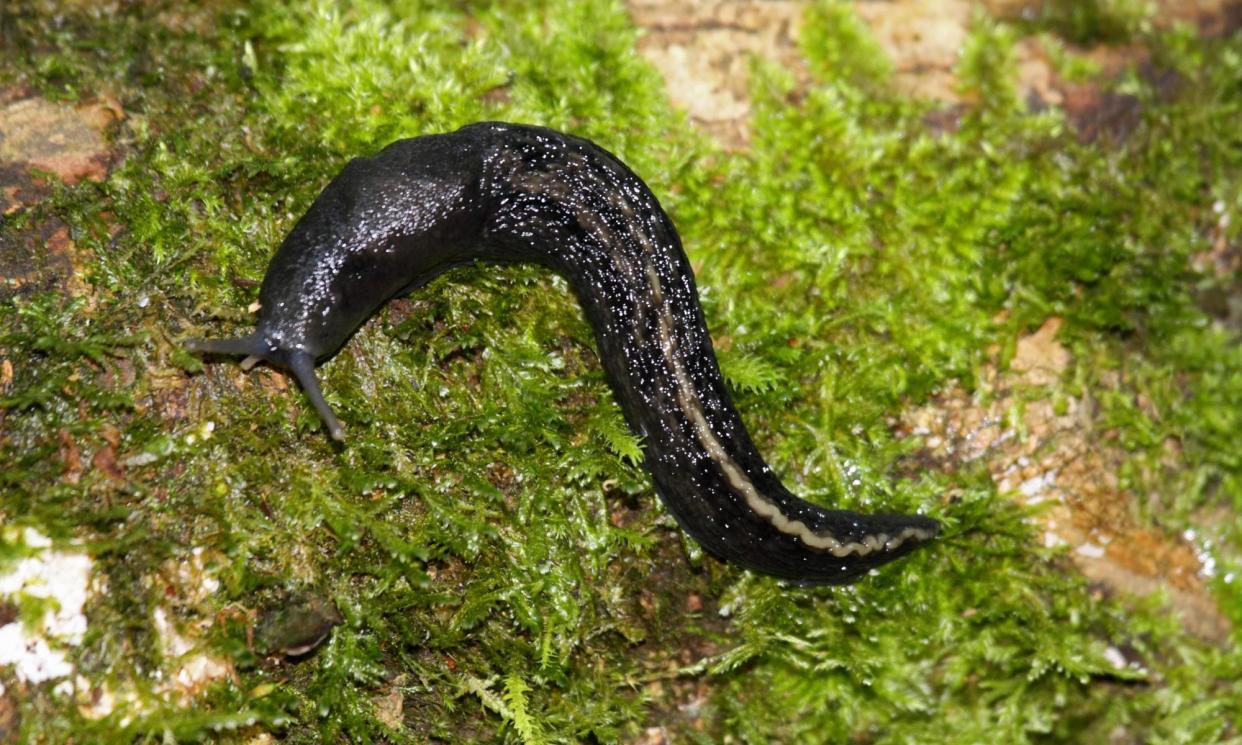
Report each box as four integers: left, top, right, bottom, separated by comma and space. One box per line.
286, 351, 346, 442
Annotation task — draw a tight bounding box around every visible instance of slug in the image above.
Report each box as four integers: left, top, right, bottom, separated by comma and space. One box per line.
186, 122, 939, 584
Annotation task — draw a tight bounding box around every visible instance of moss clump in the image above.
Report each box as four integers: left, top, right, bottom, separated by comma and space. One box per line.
1, 0, 1240, 742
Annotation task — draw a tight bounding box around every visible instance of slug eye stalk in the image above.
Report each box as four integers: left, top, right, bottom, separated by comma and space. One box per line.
185, 335, 345, 441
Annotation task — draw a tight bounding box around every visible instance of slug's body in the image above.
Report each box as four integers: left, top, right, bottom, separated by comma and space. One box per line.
188, 122, 938, 583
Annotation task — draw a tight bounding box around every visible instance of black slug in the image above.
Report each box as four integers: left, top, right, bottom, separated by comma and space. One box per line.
187, 122, 939, 584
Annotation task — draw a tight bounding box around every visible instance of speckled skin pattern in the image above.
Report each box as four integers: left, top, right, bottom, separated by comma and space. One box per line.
188, 122, 939, 584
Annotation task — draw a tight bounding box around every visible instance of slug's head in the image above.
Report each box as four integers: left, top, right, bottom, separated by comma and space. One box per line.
184, 333, 345, 441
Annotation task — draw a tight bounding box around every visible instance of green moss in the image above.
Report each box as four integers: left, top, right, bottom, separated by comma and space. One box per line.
1017, 0, 1153, 45
1, 0, 1240, 741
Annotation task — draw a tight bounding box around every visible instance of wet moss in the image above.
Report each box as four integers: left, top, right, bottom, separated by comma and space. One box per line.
1, 0, 1240, 742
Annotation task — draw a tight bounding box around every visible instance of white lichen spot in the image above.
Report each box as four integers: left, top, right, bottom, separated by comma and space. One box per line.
1018, 470, 1057, 503
1044, 531, 1066, 548
75, 675, 143, 721
164, 547, 222, 605
0, 528, 94, 685
20, 527, 52, 549
1182, 529, 1218, 579
0, 540, 238, 721
185, 420, 215, 446
151, 606, 234, 700
1103, 645, 1127, 670
1075, 542, 1106, 559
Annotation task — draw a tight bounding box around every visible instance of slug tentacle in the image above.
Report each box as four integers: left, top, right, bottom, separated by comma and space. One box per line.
186, 334, 344, 440
285, 351, 344, 442
186, 121, 939, 584
183, 333, 267, 360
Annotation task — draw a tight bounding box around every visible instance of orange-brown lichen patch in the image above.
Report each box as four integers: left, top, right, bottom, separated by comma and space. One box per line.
51, 224, 96, 301
0, 682, 17, 743
1010, 316, 1072, 386
625, 0, 1231, 150
0, 93, 122, 213
91, 443, 126, 483
985, 0, 1242, 36
1, 161, 44, 216
372, 679, 406, 730
847, 0, 1060, 107
0, 96, 115, 182
627, 0, 806, 149
58, 428, 84, 485
854, 2, 1192, 144
1, 219, 86, 299
898, 319, 1230, 642
1153, 0, 1242, 35
1057, 47, 1184, 144
852, 0, 972, 102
